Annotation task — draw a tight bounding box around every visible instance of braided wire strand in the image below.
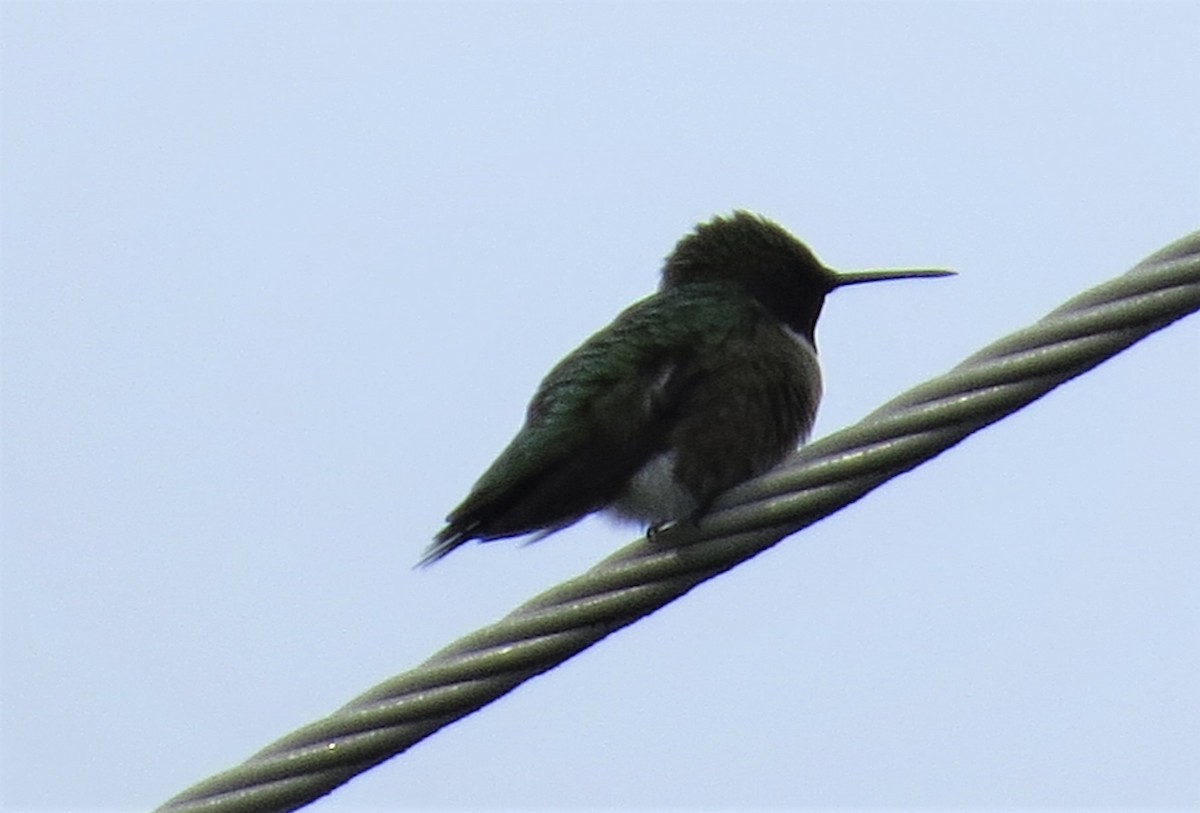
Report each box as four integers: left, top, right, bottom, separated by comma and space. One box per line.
156, 230, 1200, 812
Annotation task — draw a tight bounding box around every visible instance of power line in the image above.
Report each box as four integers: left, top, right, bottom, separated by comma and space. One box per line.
156, 230, 1200, 812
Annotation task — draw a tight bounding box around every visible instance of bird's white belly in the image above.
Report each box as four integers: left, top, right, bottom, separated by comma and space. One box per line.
606, 451, 697, 526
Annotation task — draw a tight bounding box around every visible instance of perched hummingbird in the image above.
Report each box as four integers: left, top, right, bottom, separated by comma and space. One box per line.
422, 211, 952, 565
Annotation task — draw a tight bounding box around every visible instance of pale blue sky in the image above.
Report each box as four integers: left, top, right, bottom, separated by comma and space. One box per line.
3, 2, 1198, 811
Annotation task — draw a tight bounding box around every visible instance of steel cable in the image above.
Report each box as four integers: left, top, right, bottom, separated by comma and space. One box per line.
156, 230, 1200, 812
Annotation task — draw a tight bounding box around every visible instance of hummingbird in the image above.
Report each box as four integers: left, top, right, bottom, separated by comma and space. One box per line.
422, 211, 952, 565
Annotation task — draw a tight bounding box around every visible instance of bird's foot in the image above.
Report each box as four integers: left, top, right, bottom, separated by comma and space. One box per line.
646, 520, 689, 543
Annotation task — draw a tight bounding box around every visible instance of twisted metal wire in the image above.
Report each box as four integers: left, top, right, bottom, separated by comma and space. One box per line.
156, 230, 1200, 812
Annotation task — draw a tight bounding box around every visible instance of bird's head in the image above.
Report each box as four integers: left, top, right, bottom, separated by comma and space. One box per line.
662, 211, 953, 343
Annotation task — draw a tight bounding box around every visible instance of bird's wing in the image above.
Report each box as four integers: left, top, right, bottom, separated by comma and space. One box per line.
422, 287, 756, 564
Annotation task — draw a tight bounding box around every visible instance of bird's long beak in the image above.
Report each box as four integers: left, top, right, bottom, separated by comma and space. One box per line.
832, 268, 956, 289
